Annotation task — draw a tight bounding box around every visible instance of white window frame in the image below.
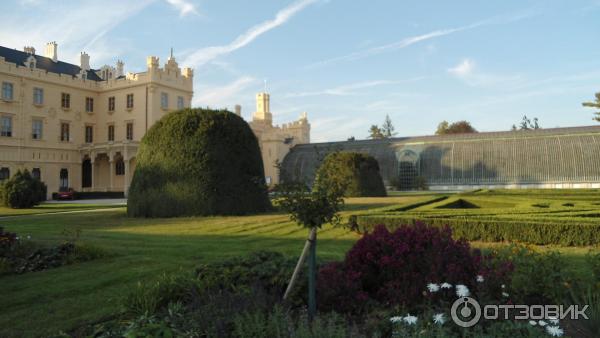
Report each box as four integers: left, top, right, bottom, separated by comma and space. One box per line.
33, 87, 44, 105
32, 119, 43, 140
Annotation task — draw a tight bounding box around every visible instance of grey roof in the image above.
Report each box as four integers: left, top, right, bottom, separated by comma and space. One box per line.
0, 45, 102, 81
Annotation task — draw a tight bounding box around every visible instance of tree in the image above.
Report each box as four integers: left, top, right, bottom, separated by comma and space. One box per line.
313, 152, 386, 197
1, 169, 47, 208
368, 125, 384, 139
381, 114, 397, 138
277, 182, 344, 321
582, 92, 600, 122
517, 115, 541, 130
435, 120, 477, 135
127, 108, 271, 217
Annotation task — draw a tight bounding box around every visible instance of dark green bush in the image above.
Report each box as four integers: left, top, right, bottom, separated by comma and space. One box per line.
313, 152, 386, 197
1, 169, 47, 208
127, 108, 271, 217
355, 215, 600, 246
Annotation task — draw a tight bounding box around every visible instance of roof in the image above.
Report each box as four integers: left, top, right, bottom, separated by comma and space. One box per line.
0, 45, 103, 81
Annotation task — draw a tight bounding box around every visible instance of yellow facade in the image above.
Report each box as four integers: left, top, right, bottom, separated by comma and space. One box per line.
0, 42, 309, 198
247, 92, 310, 186
0, 43, 193, 198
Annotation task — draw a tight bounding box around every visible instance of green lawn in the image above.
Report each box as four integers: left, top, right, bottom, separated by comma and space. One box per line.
1, 192, 597, 337
0, 203, 124, 217
0, 195, 424, 337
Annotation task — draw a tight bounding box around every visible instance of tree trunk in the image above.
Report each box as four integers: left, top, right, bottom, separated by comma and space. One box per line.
283, 227, 317, 301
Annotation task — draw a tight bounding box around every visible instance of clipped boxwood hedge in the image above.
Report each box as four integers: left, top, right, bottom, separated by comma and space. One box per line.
127, 108, 271, 217
313, 152, 386, 197
354, 214, 600, 246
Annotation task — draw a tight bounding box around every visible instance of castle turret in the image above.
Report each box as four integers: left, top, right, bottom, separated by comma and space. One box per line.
253, 92, 272, 125
45, 41, 57, 62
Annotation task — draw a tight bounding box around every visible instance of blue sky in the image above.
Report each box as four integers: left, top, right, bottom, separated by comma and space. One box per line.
1, 0, 600, 142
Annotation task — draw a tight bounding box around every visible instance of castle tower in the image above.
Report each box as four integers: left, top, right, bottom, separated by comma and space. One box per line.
252, 92, 273, 126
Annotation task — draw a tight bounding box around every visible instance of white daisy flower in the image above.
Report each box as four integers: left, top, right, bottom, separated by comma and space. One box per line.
427, 283, 440, 293
27, 235, 31, 239
548, 317, 559, 325
502, 292, 509, 298
455, 284, 470, 297
441, 282, 453, 289
403, 314, 418, 325
501, 284, 506, 289
432, 313, 446, 325
390, 316, 403, 323
538, 320, 547, 327
545, 325, 564, 337
476, 275, 484, 283
529, 320, 537, 326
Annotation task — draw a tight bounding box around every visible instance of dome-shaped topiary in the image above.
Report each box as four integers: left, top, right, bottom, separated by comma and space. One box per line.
127, 108, 271, 217
313, 152, 387, 197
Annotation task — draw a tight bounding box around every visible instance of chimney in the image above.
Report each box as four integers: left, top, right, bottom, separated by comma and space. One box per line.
234, 105, 241, 116
23, 46, 36, 55
80, 52, 90, 71
45, 41, 57, 62
116, 60, 124, 77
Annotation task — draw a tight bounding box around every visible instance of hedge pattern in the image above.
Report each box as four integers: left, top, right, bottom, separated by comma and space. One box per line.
127, 108, 271, 217
313, 152, 386, 197
354, 215, 600, 246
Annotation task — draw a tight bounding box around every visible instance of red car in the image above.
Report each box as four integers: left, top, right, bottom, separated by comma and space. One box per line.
57, 188, 76, 200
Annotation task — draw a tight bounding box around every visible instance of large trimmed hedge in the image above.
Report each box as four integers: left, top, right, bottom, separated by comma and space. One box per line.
127, 108, 271, 217
1, 170, 47, 208
313, 152, 386, 197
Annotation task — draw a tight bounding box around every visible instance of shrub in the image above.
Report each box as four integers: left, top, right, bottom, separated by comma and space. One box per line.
1, 170, 47, 208
317, 223, 510, 313
123, 273, 197, 316
354, 215, 600, 245
313, 152, 386, 197
127, 108, 271, 218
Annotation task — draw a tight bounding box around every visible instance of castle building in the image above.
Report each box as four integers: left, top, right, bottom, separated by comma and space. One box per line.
246, 92, 310, 186
0, 42, 310, 197
0, 42, 193, 197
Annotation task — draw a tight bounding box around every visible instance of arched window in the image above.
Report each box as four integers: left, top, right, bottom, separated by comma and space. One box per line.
115, 159, 125, 175
32, 168, 41, 180
0, 167, 9, 181
59, 169, 69, 189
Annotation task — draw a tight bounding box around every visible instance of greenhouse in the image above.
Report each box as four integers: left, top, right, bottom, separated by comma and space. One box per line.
280, 125, 600, 190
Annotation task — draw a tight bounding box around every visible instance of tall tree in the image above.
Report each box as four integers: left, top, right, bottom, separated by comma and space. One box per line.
517, 115, 541, 130
381, 115, 397, 138
435, 120, 477, 135
368, 125, 384, 139
583, 92, 600, 122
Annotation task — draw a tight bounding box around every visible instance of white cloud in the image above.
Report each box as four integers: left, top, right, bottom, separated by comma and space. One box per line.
448, 59, 475, 77
284, 78, 424, 98
183, 0, 319, 67
0, 0, 153, 65
447, 58, 523, 87
164, 0, 198, 17
194, 76, 257, 107
305, 23, 481, 69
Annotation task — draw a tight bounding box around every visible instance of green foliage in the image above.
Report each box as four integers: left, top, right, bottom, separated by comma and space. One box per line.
195, 251, 300, 296
123, 273, 196, 317
275, 182, 344, 229
517, 115, 541, 130
232, 306, 356, 338
127, 108, 271, 218
582, 92, 600, 122
313, 152, 387, 197
568, 286, 600, 335
355, 215, 600, 246
495, 245, 568, 304
0, 169, 47, 208
435, 120, 477, 135
368, 125, 384, 139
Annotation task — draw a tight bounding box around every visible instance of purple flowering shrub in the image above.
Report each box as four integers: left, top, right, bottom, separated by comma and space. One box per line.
317, 223, 512, 313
